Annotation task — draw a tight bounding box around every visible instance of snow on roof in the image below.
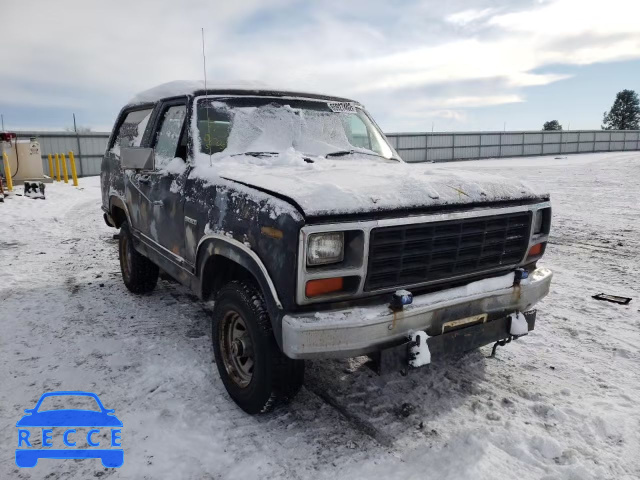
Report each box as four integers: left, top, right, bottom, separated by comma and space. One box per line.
127, 80, 358, 106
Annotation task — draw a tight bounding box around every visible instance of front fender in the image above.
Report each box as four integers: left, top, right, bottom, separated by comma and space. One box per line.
196, 235, 287, 348
196, 233, 283, 318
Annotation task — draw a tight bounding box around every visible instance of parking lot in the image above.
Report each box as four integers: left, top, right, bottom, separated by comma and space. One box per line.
1, 151, 639, 479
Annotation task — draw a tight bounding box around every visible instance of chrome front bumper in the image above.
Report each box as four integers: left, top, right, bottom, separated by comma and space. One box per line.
282, 267, 552, 359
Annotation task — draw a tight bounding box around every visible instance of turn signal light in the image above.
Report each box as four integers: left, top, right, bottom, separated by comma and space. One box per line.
527, 243, 544, 258
306, 277, 344, 297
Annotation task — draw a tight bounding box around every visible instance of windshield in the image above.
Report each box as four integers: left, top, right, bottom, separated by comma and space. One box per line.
195, 97, 398, 161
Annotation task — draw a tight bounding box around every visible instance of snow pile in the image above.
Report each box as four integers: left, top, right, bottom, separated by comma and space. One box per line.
222, 102, 354, 156
127, 80, 272, 105
191, 155, 543, 217
409, 331, 431, 367
292, 272, 519, 327
406, 272, 516, 313
529, 435, 564, 459
509, 312, 529, 336
159, 157, 187, 175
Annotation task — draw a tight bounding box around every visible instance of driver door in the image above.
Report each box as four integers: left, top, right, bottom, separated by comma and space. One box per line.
145, 99, 190, 261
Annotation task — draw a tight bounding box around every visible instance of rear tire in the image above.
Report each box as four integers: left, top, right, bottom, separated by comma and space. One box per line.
118, 221, 159, 294
212, 281, 305, 414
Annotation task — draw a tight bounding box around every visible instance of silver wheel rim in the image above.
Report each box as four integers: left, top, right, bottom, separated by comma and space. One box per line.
220, 310, 254, 388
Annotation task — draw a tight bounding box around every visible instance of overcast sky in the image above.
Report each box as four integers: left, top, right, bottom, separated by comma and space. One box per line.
2, 0, 639, 132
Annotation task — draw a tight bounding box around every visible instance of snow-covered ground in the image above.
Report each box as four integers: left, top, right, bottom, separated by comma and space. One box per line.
1, 152, 639, 479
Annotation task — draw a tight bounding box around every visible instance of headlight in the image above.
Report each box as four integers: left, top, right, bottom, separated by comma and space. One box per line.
533, 210, 543, 234
533, 207, 550, 234
307, 232, 344, 266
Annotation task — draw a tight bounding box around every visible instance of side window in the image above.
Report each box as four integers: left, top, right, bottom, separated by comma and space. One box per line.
113, 108, 153, 151
154, 104, 187, 169
346, 115, 371, 150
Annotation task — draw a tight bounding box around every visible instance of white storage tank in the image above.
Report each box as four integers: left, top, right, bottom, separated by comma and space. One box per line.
1, 133, 47, 182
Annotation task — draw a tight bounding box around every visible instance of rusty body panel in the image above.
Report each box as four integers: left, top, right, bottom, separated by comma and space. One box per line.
101, 92, 306, 346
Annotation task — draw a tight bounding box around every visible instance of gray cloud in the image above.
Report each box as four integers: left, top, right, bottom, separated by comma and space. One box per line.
2, 0, 639, 130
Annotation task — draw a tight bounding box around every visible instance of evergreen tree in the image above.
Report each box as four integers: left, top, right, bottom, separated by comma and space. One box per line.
542, 120, 562, 131
602, 90, 640, 130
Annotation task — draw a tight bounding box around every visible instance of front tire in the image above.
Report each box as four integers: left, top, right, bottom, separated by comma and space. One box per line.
118, 221, 159, 294
212, 281, 304, 414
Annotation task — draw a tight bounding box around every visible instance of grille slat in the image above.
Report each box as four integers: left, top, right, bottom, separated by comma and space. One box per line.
364, 212, 531, 291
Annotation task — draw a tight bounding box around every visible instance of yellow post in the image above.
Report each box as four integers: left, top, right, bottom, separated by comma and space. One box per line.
61, 152, 69, 183
68, 151, 79, 186
2, 151, 13, 191
47, 154, 54, 179
54, 153, 61, 181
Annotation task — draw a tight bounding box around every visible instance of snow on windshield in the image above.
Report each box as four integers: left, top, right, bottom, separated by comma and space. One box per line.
195, 98, 395, 160
227, 104, 353, 154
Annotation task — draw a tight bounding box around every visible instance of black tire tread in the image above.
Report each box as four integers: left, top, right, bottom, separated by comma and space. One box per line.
213, 281, 304, 413
119, 221, 159, 294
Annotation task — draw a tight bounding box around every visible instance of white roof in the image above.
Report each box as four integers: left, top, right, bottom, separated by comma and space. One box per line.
127, 80, 357, 106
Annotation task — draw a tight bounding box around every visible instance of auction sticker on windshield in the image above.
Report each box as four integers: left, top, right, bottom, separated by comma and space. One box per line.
327, 102, 356, 113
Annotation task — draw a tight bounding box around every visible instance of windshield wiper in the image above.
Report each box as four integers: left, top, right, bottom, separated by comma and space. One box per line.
230, 151, 279, 157
325, 149, 359, 158
325, 149, 400, 161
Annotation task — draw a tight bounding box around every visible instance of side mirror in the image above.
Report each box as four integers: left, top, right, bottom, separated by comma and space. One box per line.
121, 147, 155, 171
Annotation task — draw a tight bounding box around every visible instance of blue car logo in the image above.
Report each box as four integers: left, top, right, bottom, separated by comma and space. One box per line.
15, 391, 123, 468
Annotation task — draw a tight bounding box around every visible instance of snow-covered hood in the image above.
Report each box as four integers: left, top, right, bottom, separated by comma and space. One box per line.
196, 153, 547, 218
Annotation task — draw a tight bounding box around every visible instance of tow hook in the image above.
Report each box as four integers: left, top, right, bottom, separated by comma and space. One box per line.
490, 310, 532, 357
490, 336, 513, 357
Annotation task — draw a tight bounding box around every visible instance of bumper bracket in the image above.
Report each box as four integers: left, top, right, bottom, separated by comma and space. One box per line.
369, 310, 536, 375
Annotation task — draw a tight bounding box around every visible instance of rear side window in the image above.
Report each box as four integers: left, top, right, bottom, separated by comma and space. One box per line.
113, 108, 153, 151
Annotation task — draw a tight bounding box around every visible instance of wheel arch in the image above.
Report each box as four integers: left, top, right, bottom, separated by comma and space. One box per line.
196, 235, 283, 313
109, 195, 131, 228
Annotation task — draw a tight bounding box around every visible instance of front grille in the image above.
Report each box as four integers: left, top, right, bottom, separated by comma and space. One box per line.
364, 212, 531, 291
